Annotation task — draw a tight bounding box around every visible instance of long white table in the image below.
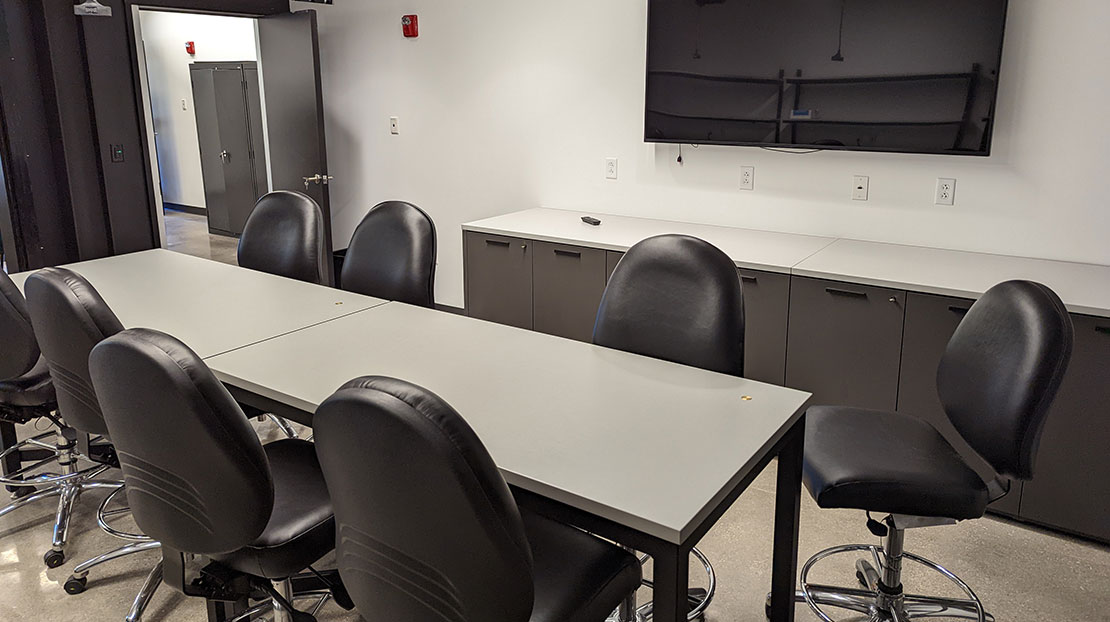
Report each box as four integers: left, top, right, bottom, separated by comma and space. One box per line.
209, 302, 812, 622
8, 249, 387, 358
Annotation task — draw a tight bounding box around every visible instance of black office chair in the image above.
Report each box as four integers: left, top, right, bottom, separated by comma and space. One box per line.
89, 328, 345, 622
593, 234, 745, 621
238, 189, 328, 439
0, 271, 76, 559
24, 268, 167, 620
339, 201, 437, 307
789, 281, 1073, 622
313, 376, 641, 622
239, 190, 329, 286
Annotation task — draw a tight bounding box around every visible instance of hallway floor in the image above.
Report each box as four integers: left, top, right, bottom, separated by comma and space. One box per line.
163, 208, 238, 266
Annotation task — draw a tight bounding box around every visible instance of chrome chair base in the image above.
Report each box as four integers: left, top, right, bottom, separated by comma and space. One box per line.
0, 429, 122, 567
225, 578, 333, 622
266, 414, 299, 439
780, 516, 992, 622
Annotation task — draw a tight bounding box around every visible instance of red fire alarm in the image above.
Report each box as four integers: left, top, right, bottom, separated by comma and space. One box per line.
401, 15, 418, 38
185, 41, 196, 55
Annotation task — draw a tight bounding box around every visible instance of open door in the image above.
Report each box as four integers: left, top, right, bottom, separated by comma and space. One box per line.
256, 10, 334, 282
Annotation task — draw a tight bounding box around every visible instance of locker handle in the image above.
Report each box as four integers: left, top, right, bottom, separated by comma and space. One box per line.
1096, 326, 1110, 336
485, 239, 511, 248
553, 249, 582, 258
825, 287, 867, 299
948, 306, 971, 315
740, 275, 758, 283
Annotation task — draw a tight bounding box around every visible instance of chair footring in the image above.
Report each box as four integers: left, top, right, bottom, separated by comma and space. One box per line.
633, 546, 716, 621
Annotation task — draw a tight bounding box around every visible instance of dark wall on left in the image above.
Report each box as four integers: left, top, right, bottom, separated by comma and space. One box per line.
0, 0, 286, 271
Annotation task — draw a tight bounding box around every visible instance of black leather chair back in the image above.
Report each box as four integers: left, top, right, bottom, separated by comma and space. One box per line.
938, 280, 1074, 481
238, 191, 328, 285
593, 234, 745, 376
314, 376, 535, 622
89, 328, 273, 555
0, 271, 41, 380
340, 201, 437, 307
25, 268, 123, 436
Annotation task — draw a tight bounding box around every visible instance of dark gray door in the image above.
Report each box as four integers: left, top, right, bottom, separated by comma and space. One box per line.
464, 232, 533, 329
212, 67, 257, 234
739, 269, 791, 386
256, 10, 332, 279
897, 292, 1021, 515
1020, 314, 1110, 541
533, 242, 607, 342
785, 277, 906, 410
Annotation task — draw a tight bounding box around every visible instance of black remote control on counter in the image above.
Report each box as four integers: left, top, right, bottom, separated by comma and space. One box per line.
581, 216, 601, 226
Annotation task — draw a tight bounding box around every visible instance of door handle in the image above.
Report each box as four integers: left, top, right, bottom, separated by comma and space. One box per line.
740, 274, 758, 283
302, 174, 335, 189
948, 306, 971, 315
825, 287, 868, 299
219, 150, 230, 163
485, 239, 510, 247
553, 249, 582, 258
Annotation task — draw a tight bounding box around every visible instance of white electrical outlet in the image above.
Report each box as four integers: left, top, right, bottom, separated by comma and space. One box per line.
605, 158, 618, 180
740, 166, 755, 191
935, 178, 956, 206
181, 99, 188, 111
852, 175, 870, 201
390, 116, 400, 135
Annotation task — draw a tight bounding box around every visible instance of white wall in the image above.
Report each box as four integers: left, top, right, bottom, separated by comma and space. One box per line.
296, 0, 1110, 309
139, 11, 258, 209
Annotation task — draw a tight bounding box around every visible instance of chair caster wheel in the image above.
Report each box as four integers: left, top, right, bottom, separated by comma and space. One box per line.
856, 570, 868, 588
64, 575, 88, 595
43, 549, 65, 568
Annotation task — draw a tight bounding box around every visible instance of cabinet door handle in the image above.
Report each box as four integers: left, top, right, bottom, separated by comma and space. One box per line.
948, 306, 971, 315
485, 239, 510, 247
740, 275, 758, 283
1096, 326, 1110, 336
825, 287, 868, 299
553, 249, 582, 258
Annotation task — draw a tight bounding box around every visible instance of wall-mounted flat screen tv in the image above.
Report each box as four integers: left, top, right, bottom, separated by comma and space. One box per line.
645, 0, 1008, 155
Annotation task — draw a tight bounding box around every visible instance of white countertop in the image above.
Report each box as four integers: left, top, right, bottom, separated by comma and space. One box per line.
463, 209, 1110, 318
9, 249, 388, 358
792, 239, 1110, 318
209, 302, 811, 544
463, 208, 836, 274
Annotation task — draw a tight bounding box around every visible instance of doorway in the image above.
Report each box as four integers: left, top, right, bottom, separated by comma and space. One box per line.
135, 10, 260, 265
132, 6, 333, 278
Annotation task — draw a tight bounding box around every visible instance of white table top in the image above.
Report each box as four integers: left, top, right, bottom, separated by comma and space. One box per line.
793, 239, 1110, 318
208, 303, 812, 544
9, 250, 388, 358
463, 208, 836, 274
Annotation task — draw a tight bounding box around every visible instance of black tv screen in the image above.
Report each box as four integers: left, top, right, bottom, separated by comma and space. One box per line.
645, 0, 1009, 155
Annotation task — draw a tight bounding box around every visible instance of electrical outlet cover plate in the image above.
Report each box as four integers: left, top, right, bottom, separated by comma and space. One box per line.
852, 175, 869, 201
936, 178, 956, 206
740, 166, 755, 191
605, 158, 618, 180
389, 117, 399, 135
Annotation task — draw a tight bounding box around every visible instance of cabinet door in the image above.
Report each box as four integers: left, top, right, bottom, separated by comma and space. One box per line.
1019, 314, 1110, 541
785, 277, 906, 410
739, 269, 790, 385
897, 293, 1021, 515
533, 242, 607, 342
605, 251, 624, 282
464, 232, 533, 329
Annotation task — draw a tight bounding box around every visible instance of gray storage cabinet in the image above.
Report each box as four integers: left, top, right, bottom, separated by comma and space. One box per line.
786, 277, 906, 410
464, 232, 533, 329
532, 242, 607, 341
896, 292, 1021, 515
605, 251, 624, 281
739, 269, 791, 386
1019, 314, 1110, 541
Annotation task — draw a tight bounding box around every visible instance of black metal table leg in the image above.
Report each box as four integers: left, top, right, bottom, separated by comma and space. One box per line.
651, 544, 691, 622
1, 421, 21, 493
769, 416, 805, 622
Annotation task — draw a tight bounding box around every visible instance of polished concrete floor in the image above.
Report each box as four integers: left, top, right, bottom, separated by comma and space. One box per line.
163, 209, 239, 266
1, 417, 1108, 621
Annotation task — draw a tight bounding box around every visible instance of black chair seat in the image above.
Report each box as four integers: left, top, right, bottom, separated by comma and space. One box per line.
214, 439, 334, 579
522, 509, 641, 622
0, 357, 56, 409
803, 405, 989, 520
